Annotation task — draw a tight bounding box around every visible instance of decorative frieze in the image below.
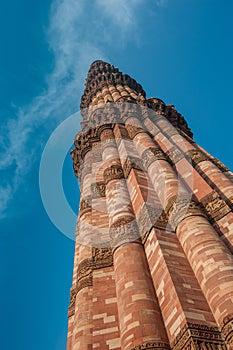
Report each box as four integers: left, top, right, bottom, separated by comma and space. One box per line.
187, 149, 209, 165
104, 164, 125, 184
77, 258, 93, 283
82, 104, 123, 129
68, 248, 114, 317
167, 147, 184, 164
91, 182, 106, 198
142, 147, 167, 168
68, 286, 76, 317
146, 97, 166, 115
221, 314, 233, 349
146, 98, 193, 139
110, 218, 140, 248
92, 247, 113, 269
165, 196, 206, 230
72, 124, 115, 172
79, 197, 92, 216
201, 191, 231, 221
99, 127, 115, 141
126, 124, 145, 139
172, 323, 226, 350
131, 342, 170, 350
137, 204, 173, 241
123, 156, 145, 178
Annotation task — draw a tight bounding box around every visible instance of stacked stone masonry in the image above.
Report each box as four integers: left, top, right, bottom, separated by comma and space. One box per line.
67, 61, 233, 350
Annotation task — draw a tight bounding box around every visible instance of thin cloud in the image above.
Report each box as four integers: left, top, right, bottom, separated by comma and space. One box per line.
96, 0, 143, 28
0, 0, 144, 218
95, 0, 144, 44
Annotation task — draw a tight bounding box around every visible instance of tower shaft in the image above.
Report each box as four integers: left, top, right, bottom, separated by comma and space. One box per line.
67, 61, 233, 350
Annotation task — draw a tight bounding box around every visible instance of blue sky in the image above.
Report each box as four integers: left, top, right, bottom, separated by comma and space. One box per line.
0, 0, 233, 349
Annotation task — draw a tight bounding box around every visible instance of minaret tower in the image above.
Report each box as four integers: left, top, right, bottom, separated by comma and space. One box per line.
67, 61, 233, 350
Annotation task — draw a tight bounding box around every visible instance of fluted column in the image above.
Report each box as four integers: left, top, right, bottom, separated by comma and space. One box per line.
70, 152, 93, 350
143, 114, 233, 252
197, 143, 233, 182
176, 215, 233, 349
126, 117, 233, 349
121, 119, 221, 344
100, 127, 170, 350
143, 112, 233, 196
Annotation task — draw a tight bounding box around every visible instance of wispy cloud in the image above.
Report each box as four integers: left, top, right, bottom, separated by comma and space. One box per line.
0, 0, 144, 218
96, 0, 143, 31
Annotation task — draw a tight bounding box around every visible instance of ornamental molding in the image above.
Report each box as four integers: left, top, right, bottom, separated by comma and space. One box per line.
99, 127, 115, 141
137, 204, 173, 241
146, 98, 193, 139
165, 196, 206, 230
68, 248, 113, 317
91, 181, 106, 198
68, 286, 76, 317
123, 156, 145, 178
142, 147, 167, 169
201, 191, 231, 222
72, 124, 114, 173
167, 147, 184, 164
221, 314, 233, 348
131, 342, 170, 350
82, 104, 123, 129
79, 197, 92, 217
171, 323, 226, 350
125, 124, 145, 139
77, 258, 93, 283
187, 149, 209, 165
110, 218, 140, 248
104, 164, 125, 184
92, 247, 113, 269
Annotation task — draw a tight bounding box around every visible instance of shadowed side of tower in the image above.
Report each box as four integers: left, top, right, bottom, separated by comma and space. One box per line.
67, 61, 233, 350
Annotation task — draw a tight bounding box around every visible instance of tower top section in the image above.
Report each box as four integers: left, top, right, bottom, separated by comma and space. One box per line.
80, 60, 146, 110
77, 61, 193, 142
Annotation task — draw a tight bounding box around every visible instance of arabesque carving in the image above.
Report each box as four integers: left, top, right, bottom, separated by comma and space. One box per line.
142, 147, 167, 168
201, 191, 231, 221
68, 248, 114, 317
172, 323, 226, 350
110, 218, 140, 248
221, 314, 233, 349
123, 156, 145, 178
131, 342, 170, 350
92, 247, 113, 269
104, 164, 125, 184
187, 149, 209, 165
165, 196, 206, 230
91, 182, 106, 198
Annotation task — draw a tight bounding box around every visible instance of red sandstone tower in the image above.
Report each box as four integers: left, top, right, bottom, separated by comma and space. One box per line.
67, 61, 233, 350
